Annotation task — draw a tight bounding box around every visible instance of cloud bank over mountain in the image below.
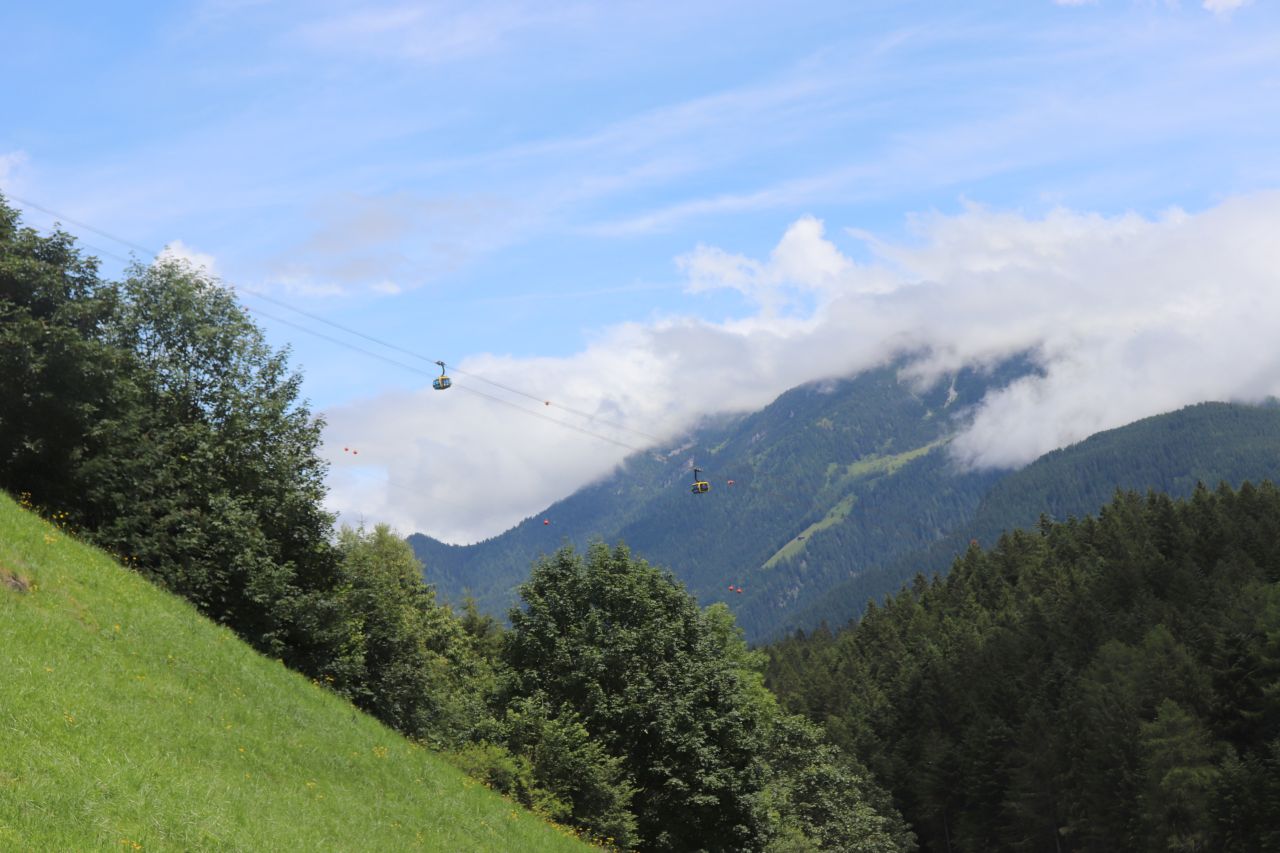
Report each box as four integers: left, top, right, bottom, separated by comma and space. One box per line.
325, 192, 1280, 543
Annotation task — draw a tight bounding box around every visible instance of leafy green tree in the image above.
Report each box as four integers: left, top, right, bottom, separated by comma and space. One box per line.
504, 543, 770, 851
71, 257, 343, 665
2, 198, 345, 673
706, 601, 914, 852
501, 695, 639, 847
0, 197, 124, 513
504, 543, 908, 852
760, 713, 913, 853
329, 524, 490, 747
459, 595, 506, 663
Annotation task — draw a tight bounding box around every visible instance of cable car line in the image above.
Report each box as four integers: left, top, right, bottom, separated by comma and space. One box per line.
246, 305, 648, 453
456, 385, 644, 452
243, 305, 432, 378
9, 193, 813, 584
5, 193, 662, 455
449, 364, 665, 443
239, 287, 662, 442
6, 194, 156, 258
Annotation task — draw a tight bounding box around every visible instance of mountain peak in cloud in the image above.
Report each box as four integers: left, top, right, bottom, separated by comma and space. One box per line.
327, 193, 1280, 542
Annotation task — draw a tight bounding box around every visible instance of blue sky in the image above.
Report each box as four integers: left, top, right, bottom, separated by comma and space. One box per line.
4, 0, 1279, 541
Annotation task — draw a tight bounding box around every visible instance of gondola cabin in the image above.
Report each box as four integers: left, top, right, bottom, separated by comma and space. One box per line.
433, 360, 452, 391
691, 480, 710, 494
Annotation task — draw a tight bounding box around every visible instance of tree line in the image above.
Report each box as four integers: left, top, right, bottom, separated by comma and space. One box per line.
0, 195, 909, 851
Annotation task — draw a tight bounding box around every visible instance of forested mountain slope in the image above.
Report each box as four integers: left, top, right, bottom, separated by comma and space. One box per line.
411, 358, 1034, 640
0, 491, 592, 852
795, 400, 1280, 633
765, 483, 1280, 852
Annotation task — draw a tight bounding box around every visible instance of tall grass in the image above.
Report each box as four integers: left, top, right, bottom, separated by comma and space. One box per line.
0, 491, 592, 852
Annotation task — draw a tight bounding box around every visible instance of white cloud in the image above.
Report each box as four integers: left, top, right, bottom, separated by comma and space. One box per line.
1203, 0, 1252, 13
158, 239, 219, 276
680, 216, 897, 317
325, 192, 1280, 542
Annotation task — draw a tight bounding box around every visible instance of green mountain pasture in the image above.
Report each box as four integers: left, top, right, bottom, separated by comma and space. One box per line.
0, 491, 593, 852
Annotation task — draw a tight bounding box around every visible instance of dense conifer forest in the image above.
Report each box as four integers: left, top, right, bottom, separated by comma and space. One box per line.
766, 483, 1280, 851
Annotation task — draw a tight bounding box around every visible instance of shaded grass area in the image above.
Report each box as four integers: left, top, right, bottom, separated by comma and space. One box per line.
0, 491, 592, 852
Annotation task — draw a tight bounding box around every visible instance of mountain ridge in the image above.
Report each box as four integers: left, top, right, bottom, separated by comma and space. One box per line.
790, 399, 1280, 634
410, 357, 1034, 639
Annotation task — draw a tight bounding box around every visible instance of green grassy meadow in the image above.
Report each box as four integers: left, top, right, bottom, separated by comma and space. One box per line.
0, 491, 593, 852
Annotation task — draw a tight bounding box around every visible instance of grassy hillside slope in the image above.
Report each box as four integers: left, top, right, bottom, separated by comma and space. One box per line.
0, 491, 592, 852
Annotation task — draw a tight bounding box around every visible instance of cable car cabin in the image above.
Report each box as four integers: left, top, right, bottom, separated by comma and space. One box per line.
690, 480, 710, 494
432, 360, 452, 390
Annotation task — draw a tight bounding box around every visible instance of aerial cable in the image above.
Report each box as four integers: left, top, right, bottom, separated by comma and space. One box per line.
246, 304, 648, 453
70, 240, 133, 267
6, 192, 666, 449
239, 287, 663, 443
5, 194, 156, 257
249, 302, 669, 460
449, 365, 665, 443
243, 305, 434, 379
455, 385, 645, 452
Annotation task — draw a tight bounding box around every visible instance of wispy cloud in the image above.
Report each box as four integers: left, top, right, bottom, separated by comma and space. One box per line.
587, 11, 1280, 234
295, 1, 592, 63
0, 150, 29, 188
1203, 0, 1253, 14
1055, 0, 1253, 12
20, 1, 1275, 304
256, 190, 537, 296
